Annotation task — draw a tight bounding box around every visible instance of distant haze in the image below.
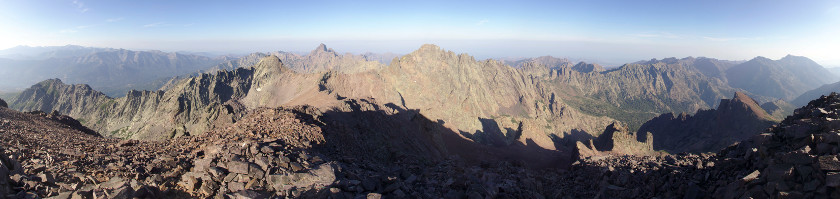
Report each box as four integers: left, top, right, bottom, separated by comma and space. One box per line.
1, 0, 839, 66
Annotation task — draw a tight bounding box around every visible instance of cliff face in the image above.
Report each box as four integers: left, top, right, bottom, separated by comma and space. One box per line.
12, 64, 256, 140
636, 92, 776, 153
536, 59, 756, 131
11, 79, 111, 117
288, 44, 616, 150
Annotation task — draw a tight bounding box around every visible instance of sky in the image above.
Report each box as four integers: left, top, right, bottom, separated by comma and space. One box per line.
1, 0, 839, 66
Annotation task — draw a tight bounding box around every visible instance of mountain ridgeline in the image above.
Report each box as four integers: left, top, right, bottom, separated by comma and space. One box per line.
8, 44, 836, 157
636, 92, 777, 153
0, 47, 225, 96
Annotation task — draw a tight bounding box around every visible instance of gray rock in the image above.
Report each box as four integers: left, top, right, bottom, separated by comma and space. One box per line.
100, 177, 127, 189
200, 180, 219, 196
106, 186, 134, 199
194, 158, 214, 172
826, 172, 840, 187
208, 167, 226, 178
228, 182, 245, 193
247, 163, 264, 179
254, 156, 270, 171
45, 191, 73, 199
266, 175, 289, 191
228, 161, 250, 174
229, 190, 263, 199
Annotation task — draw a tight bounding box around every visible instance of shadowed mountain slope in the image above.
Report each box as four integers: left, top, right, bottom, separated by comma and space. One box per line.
636, 92, 776, 153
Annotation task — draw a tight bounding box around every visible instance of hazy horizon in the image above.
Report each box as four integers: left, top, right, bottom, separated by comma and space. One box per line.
2, 0, 839, 66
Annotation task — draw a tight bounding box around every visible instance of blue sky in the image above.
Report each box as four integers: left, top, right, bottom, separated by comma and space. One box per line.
1, 0, 839, 66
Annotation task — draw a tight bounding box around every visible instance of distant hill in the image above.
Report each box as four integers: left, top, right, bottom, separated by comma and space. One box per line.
0, 46, 226, 96
827, 67, 840, 77
0, 45, 112, 60
725, 55, 838, 100
792, 80, 840, 106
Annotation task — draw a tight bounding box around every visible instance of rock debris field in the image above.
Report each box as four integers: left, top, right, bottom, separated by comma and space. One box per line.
3, 93, 840, 198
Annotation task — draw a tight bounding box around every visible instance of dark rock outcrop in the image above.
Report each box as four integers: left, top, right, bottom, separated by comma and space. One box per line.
0, 98, 6, 108
637, 92, 777, 153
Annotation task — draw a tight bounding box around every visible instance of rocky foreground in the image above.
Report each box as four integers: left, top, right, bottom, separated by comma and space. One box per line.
3, 93, 840, 198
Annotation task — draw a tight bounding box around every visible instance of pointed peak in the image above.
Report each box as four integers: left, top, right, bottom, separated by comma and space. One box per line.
310, 43, 335, 54
719, 92, 771, 119
730, 92, 761, 108
732, 92, 752, 102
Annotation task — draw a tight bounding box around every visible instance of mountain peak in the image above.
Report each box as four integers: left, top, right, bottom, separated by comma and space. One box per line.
719, 92, 771, 120
572, 62, 605, 73
418, 44, 441, 51
310, 43, 335, 54
38, 78, 64, 86
732, 91, 752, 103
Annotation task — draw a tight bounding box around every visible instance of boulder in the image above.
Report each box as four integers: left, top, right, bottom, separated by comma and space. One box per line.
228, 161, 250, 174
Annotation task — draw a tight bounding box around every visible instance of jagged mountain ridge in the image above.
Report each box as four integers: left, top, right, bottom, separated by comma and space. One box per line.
10, 45, 617, 154
534, 57, 760, 131
11, 44, 828, 158
636, 92, 777, 153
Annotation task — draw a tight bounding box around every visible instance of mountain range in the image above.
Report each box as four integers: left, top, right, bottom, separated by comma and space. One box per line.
0, 46, 225, 97
7, 43, 835, 154
4, 44, 840, 198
